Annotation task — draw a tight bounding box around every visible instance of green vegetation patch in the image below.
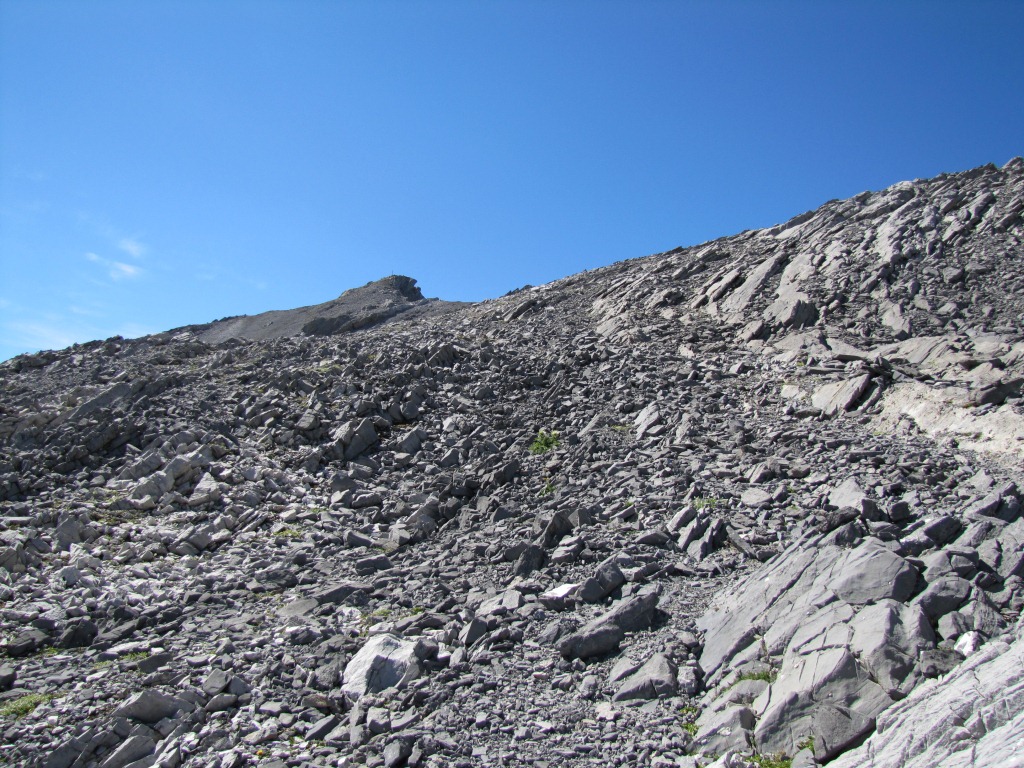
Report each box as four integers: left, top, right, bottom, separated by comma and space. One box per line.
737, 668, 778, 684
749, 753, 792, 768
528, 429, 560, 455
692, 497, 720, 510
0, 694, 53, 719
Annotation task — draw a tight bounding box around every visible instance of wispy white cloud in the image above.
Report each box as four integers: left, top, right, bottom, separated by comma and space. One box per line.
69, 304, 104, 317
76, 212, 150, 261
2, 320, 79, 352
1, 315, 159, 360
118, 237, 147, 258
85, 252, 144, 281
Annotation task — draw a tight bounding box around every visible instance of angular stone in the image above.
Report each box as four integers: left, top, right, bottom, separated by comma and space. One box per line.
812, 374, 873, 416
578, 559, 626, 603
849, 600, 934, 695
755, 692, 875, 762
341, 634, 422, 699
913, 576, 972, 621
187, 472, 222, 506
558, 590, 658, 659
611, 653, 678, 701
98, 734, 155, 768
113, 689, 183, 723
202, 668, 231, 696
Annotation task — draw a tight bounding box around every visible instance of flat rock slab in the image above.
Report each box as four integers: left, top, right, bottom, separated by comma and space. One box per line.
812, 374, 872, 415
831, 542, 918, 605
829, 619, 1024, 768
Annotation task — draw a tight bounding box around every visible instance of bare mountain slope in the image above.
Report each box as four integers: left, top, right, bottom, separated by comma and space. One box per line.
1, 159, 1023, 768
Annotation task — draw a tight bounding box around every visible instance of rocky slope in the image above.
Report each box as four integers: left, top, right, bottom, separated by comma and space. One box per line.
1, 158, 1023, 768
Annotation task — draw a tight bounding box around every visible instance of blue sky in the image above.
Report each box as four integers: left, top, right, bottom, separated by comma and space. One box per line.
1, 1, 1022, 361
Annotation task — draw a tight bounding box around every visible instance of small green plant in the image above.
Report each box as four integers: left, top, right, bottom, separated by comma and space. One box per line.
678, 704, 699, 736
610, 424, 630, 433
796, 736, 815, 753
540, 479, 556, 496
737, 668, 778, 684
692, 497, 719, 510
0, 693, 53, 719
749, 753, 792, 768
528, 429, 560, 455
123, 650, 150, 661
274, 527, 303, 539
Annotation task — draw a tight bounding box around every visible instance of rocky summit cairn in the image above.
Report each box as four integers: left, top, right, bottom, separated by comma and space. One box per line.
1, 158, 1023, 767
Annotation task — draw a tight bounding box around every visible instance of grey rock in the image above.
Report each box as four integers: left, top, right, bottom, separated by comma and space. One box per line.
559, 589, 658, 659
578, 559, 626, 603
611, 653, 678, 701
829, 622, 1024, 768
913, 576, 972, 621
113, 690, 183, 723
831, 541, 917, 605
811, 374, 873, 416
99, 735, 155, 768
341, 634, 423, 699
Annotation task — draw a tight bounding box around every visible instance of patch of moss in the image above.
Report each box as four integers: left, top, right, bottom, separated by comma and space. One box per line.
0, 693, 53, 719
749, 753, 792, 768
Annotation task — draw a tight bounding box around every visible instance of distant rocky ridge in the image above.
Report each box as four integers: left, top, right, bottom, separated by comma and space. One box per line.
1, 158, 1023, 768
174, 275, 468, 345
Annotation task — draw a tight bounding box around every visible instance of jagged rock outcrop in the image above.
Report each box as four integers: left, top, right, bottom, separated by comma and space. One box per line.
0, 158, 1022, 767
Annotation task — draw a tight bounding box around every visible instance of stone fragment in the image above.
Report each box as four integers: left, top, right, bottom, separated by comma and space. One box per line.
913, 576, 972, 621
187, 472, 222, 506
98, 735, 155, 768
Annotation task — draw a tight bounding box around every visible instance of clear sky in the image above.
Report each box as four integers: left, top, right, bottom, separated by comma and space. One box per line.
1, 1, 1022, 361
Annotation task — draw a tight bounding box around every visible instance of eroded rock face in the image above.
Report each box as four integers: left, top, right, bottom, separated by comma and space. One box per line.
829, 614, 1024, 768
1, 159, 1023, 767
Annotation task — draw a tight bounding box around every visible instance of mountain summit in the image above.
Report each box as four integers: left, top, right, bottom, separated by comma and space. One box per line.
1, 159, 1023, 767
180, 275, 465, 345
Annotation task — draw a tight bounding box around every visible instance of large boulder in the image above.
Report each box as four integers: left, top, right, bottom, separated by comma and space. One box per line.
341, 634, 423, 700
559, 589, 659, 660
113, 689, 187, 723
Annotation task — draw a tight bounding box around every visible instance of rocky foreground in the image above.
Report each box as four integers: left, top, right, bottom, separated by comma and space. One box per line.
1, 159, 1023, 768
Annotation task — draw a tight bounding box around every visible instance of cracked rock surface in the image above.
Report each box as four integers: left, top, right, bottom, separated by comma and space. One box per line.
2, 159, 1024, 767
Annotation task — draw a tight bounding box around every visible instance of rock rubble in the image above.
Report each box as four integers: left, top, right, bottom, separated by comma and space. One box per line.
1, 158, 1023, 767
